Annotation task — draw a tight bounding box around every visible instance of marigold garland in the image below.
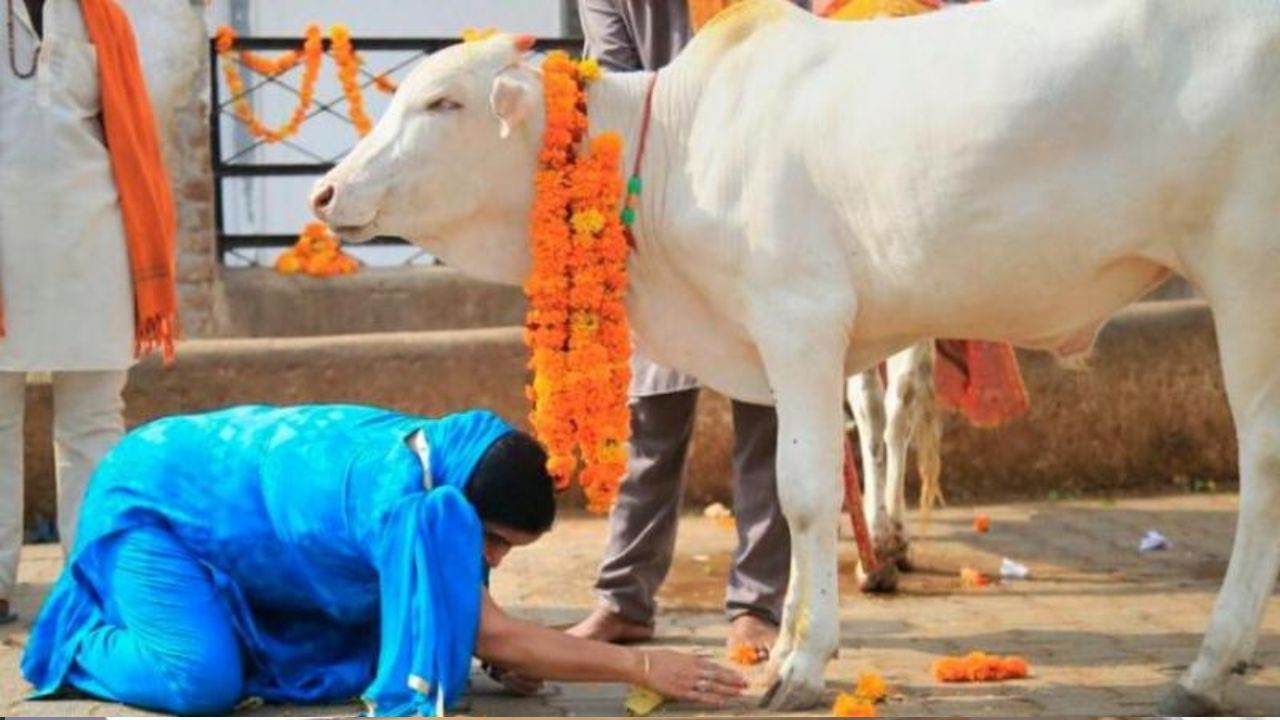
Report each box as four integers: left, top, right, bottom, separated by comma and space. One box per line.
524, 51, 631, 513
372, 73, 399, 94
216, 25, 323, 144
329, 24, 375, 136
274, 222, 359, 277
215, 24, 397, 143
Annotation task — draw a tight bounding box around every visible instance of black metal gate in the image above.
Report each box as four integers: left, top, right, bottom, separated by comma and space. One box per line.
210, 36, 581, 261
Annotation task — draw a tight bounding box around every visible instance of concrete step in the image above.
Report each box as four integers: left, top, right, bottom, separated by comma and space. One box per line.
219, 266, 527, 337
217, 267, 1198, 339
20, 301, 1234, 531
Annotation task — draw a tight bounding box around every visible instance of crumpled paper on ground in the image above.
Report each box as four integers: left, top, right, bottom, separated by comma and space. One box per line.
1000, 557, 1031, 580
1139, 529, 1172, 552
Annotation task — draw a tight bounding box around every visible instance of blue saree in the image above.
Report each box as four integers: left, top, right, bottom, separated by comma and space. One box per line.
21, 404, 514, 716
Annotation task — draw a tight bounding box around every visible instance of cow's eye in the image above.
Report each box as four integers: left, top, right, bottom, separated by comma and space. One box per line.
426, 97, 463, 112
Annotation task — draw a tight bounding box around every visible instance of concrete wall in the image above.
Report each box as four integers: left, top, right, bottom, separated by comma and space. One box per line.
219, 267, 526, 337
21, 301, 1236, 530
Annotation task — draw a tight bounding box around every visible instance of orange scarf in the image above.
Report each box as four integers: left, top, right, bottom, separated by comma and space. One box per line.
0, 0, 178, 362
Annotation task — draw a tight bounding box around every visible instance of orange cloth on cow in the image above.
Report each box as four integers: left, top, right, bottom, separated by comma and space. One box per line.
0, 0, 180, 362
688, 0, 738, 32
934, 340, 1029, 428
818, 0, 942, 19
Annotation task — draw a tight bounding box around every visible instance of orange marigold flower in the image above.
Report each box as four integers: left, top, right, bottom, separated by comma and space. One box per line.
275, 253, 301, 275
974, 514, 991, 533
855, 672, 888, 703
214, 25, 236, 54
933, 651, 1031, 683
727, 643, 763, 666
960, 566, 990, 588
832, 692, 877, 717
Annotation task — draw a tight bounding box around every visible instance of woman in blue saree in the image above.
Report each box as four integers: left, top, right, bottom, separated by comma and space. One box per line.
21, 404, 744, 716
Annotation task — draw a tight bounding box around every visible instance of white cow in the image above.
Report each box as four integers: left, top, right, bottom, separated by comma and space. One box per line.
312, 0, 1280, 712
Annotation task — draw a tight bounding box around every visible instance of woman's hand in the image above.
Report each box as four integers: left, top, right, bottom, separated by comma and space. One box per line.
637, 649, 747, 705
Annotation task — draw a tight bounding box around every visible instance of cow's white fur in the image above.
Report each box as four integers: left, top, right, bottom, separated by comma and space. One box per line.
313, 1, 1280, 712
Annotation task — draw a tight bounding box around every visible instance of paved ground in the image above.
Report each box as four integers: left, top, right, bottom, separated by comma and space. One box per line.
2, 493, 1278, 717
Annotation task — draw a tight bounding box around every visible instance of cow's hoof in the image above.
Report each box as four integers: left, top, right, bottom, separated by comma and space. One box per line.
857, 561, 900, 594
895, 542, 915, 572
1156, 684, 1224, 716
760, 650, 826, 711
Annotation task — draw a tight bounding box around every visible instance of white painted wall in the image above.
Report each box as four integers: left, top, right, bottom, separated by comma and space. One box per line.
203, 1, 576, 265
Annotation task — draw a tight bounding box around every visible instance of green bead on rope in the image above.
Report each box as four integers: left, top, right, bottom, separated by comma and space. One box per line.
622, 174, 642, 227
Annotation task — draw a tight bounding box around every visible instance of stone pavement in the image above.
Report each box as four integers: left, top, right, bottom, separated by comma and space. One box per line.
2, 494, 1278, 717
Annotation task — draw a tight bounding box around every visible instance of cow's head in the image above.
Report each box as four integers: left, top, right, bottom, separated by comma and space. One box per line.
311, 34, 544, 284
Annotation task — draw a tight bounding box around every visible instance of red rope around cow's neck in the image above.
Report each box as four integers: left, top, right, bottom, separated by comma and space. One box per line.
621, 71, 658, 250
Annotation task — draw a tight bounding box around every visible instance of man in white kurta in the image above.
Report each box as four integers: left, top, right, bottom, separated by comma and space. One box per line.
0, 0, 136, 624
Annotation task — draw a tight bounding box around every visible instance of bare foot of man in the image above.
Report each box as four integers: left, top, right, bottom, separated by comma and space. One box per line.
566, 606, 654, 644
727, 613, 778, 663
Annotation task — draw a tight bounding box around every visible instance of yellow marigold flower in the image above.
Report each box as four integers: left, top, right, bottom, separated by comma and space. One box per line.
571, 209, 606, 236
578, 58, 602, 82
461, 27, 498, 43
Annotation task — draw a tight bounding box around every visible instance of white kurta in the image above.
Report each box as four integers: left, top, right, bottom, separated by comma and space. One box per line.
0, 0, 134, 371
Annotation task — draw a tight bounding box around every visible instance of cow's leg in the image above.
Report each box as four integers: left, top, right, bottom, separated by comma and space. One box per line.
847, 370, 898, 592
757, 334, 846, 711
1160, 272, 1280, 714
881, 343, 935, 570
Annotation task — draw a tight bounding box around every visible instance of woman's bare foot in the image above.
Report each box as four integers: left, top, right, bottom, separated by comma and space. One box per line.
566, 607, 654, 644
726, 613, 777, 663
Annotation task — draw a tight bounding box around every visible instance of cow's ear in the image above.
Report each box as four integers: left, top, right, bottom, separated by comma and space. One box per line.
489, 66, 538, 139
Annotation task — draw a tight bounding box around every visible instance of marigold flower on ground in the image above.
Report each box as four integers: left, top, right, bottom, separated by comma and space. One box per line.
728, 642, 764, 666
855, 671, 888, 703
974, 513, 991, 533
832, 692, 878, 717
960, 566, 990, 588
932, 651, 1031, 682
